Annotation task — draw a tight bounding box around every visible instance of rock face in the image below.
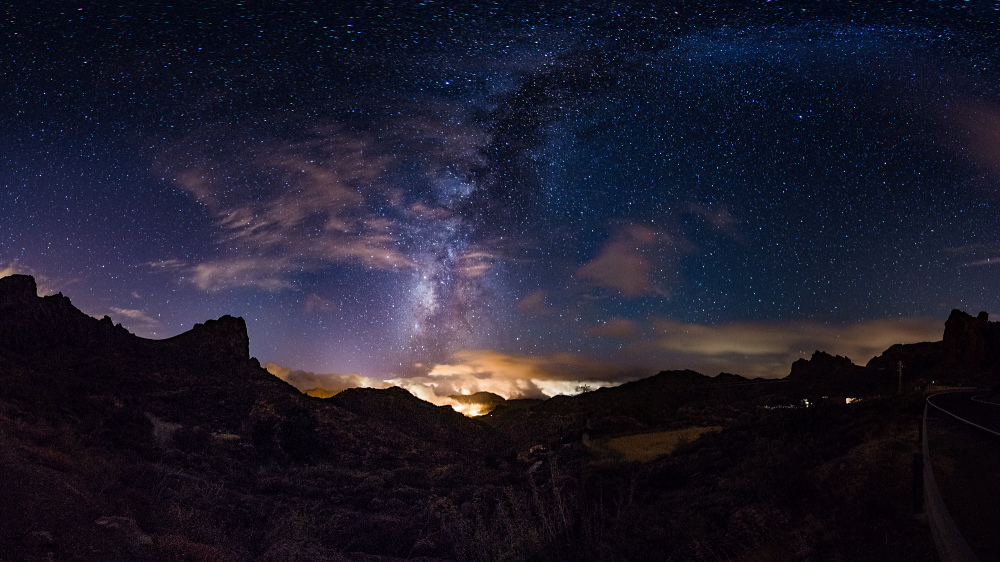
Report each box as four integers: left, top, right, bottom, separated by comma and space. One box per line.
0, 273, 37, 307
0, 274, 251, 368
785, 351, 882, 396
942, 309, 1000, 367
788, 351, 865, 381
0, 274, 134, 352
161, 315, 251, 365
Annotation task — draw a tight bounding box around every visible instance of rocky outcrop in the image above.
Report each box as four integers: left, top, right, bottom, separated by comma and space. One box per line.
0, 274, 134, 352
0, 275, 252, 367
785, 351, 883, 396
942, 309, 1000, 367
787, 351, 864, 381
0, 274, 37, 308
0, 274, 297, 436
160, 315, 251, 365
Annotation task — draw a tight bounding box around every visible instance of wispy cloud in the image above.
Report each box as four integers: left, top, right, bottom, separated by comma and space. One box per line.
0, 262, 57, 295
189, 259, 297, 292
962, 258, 1000, 267
109, 307, 158, 323
157, 107, 491, 292
948, 243, 1000, 267
578, 224, 693, 297
109, 306, 162, 334
516, 290, 551, 315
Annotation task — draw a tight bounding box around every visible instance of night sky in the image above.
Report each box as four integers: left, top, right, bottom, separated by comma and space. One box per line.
5, 2, 1000, 403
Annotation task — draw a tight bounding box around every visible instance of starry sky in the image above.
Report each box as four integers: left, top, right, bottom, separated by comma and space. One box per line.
5, 1, 1000, 401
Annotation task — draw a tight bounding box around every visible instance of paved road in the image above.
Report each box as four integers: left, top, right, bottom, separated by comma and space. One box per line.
927, 391, 1000, 436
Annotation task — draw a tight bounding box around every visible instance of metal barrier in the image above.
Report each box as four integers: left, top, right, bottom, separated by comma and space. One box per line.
923, 396, 980, 562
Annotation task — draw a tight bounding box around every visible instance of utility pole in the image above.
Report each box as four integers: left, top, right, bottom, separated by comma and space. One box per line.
898, 361, 903, 394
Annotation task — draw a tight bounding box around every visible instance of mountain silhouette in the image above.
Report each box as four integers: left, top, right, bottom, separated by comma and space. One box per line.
0, 274, 987, 561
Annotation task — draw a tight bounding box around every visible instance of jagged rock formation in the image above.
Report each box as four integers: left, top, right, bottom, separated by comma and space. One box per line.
943, 309, 1000, 368
0, 274, 135, 352
787, 351, 865, 381
0, 275, 498, 561
786, 351, 886, 397
159, 315, 251, 367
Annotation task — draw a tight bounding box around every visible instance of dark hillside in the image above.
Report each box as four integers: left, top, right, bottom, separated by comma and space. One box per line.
0, 275, 971, 560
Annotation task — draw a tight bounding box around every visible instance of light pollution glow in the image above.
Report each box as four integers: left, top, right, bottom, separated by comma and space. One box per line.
263, 313, 944, 416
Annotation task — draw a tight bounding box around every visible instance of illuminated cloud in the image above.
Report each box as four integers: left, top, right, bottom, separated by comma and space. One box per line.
190, 259, 296, 292
265, 350, 632, 415
109, 307, 162, 336
396, 349, 633, 401
264, 315, 941, 411
109, 307, 159, 324
0, 262, 57, 295
263, 362, 389, 395
578, 224, 692, 297
455, 249, 501, 278
642, 317, 943, 378
516, 290, 551, 315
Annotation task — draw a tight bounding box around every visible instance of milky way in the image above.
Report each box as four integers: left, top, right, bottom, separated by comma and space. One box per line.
5, 2, 1000, 399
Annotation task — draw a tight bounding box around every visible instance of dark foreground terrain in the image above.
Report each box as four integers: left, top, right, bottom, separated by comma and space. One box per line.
4, 273, 999, 561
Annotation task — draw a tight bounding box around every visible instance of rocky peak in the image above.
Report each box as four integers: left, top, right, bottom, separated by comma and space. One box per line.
0, 274, 37, 308
787, 351, 863, 380
0, 274, 133, 352
161, 315, 250, 364
190, 316, 250, 356
942, 309, 1000, 367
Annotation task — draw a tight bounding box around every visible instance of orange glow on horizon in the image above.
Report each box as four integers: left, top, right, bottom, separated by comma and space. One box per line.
450, 402, 489, 417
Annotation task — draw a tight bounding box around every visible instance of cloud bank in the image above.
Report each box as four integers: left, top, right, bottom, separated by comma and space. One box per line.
265, 348, 634, 414
265, 314, 945, 412
264, 362, 389, 395
640, 316, 944, 378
